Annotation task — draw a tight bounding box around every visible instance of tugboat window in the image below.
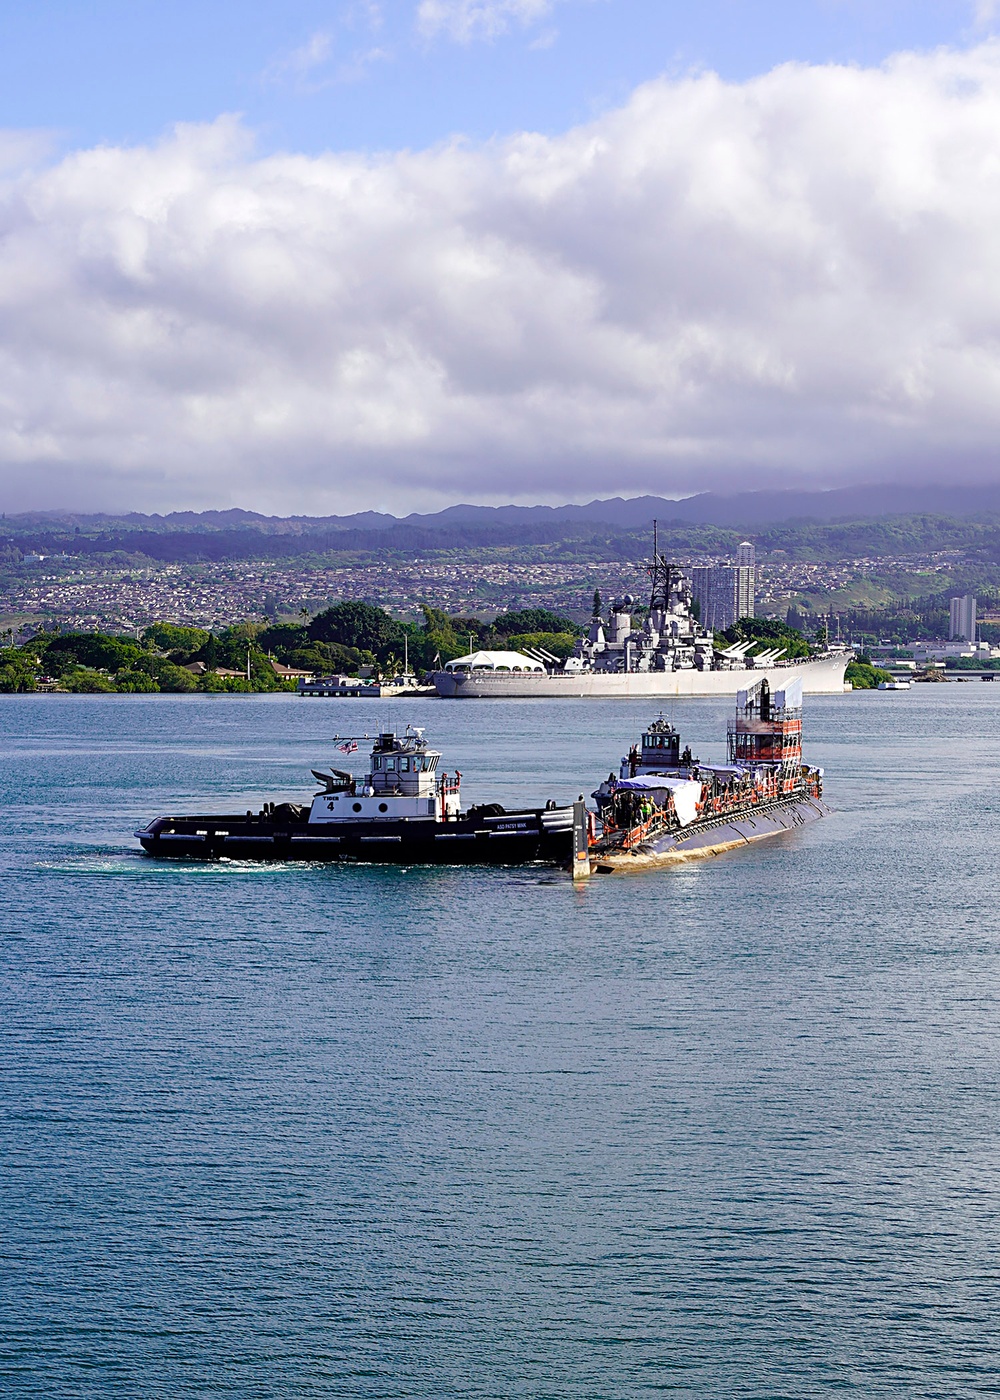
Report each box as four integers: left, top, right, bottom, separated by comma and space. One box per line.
386, 757, 396, 770
378, 802, 388, 812
373, 756, 382, 769
400, 757, 410, 771
352, 801, 362, 812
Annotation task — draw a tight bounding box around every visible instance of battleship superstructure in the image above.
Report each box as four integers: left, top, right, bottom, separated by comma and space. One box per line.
585, 677, 828, 873
432, 537, 849, 699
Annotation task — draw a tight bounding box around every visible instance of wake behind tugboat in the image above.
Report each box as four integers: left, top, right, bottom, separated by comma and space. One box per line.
135, 726, 578, 865
587, 677, 829, 874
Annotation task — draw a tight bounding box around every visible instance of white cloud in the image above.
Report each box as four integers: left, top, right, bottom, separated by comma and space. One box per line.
264, 30, 335, 83
6, 46, 1000, 511
416, 0, 555, 43
0, 128, 57, 175
264, 8, 389, 90
528, 27, 559, 50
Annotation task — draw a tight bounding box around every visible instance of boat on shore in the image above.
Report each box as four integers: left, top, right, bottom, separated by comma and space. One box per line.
585, 678, 828, 874
431, 542, 848, 700
297, 673, 437, 698
135, 726, 580, 866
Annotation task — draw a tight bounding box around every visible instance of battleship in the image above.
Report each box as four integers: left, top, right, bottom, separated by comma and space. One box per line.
432, 538, 849, 699
135, 725, 580, 865
584, 677, 828, 874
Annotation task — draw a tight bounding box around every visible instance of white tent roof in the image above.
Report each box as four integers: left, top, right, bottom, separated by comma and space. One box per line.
444, 650, 546, 672
615, 775, 702, 827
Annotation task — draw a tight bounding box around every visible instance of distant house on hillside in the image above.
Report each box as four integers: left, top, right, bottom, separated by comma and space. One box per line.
182, 661, 248, 679
268, 660, 315, 680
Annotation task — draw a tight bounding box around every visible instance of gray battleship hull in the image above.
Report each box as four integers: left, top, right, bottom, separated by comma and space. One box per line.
433, 655, 848, 699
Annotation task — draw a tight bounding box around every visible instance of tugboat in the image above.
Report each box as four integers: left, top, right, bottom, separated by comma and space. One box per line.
135, 726, 581, 865
587, 677, 828, 873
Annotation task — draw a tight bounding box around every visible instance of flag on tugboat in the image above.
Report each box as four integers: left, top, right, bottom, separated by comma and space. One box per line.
338, 740, 358, 753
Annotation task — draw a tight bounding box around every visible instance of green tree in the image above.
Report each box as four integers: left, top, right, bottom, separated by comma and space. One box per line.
720, 618, 811, 660
258, 623, 310, 656
64, 668, 117, 693
197, 672, 252, 693
283, 642, 363, 673
257, 624, 364, 674
40, 633, 146, 673
418, 606, 463, 666
0, 647, 38, 692
506, 631, 579, 660
248, 651, 283, 690
143, 622, 210, 654
845, 661, 893, 689
115, 670, 160, 693
493, 608, 578, 636
152, 660, 198, 692
308, 601, 405, 659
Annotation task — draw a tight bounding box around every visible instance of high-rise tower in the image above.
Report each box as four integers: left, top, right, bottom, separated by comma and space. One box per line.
735, 541, 756, 622
949, 595, 976, 642
690, 542, 756, 631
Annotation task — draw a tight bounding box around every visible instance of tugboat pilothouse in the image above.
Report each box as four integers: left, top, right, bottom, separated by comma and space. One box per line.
135, 727, 580, 865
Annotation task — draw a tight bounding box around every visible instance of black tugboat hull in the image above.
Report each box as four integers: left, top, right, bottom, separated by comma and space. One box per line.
136, 809, 575, 866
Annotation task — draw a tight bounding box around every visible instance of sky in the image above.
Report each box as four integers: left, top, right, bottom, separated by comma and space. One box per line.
1, 0, 999, 515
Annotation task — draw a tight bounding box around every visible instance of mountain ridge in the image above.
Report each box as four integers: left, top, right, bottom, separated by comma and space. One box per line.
7, 483, 1000, 537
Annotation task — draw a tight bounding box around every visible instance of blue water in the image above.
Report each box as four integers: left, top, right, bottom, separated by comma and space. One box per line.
3, 689, 1000, 1397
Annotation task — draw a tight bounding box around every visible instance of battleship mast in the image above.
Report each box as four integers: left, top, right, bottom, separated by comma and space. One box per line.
647, 519, 681, 613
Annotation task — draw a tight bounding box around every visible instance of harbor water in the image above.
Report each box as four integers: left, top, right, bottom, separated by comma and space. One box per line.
3, 688, 1000, 1397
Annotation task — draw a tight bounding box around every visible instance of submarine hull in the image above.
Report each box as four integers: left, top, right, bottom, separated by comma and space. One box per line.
591, 795, 829, 873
